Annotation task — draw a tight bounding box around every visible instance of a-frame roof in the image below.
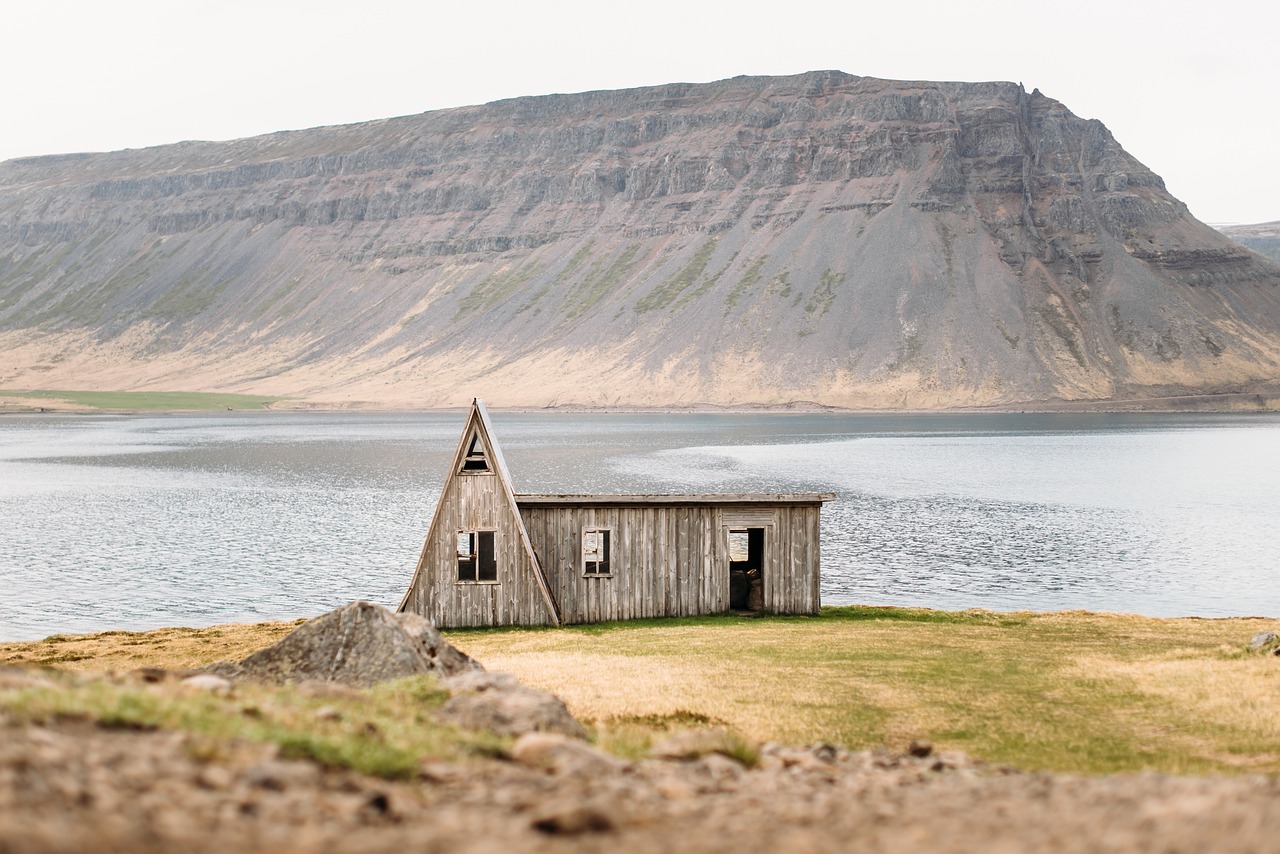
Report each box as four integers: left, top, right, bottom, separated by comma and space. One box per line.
398, 398, 561, 625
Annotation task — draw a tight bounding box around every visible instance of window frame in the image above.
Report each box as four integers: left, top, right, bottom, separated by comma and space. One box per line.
456, 528, 499, 584
581, 527, 613, 578
458, 432, 494, 476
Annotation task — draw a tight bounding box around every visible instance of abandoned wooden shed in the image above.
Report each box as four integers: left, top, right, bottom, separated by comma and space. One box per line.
397, 399, 834, 628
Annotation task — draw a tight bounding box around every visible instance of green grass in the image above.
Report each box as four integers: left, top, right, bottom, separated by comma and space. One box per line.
724, 255, 767, 311
0, 674, 503, 779
565, 244, 641, 318
457, 260, 544, 316
634, 239, 718, 313
803, 269, 844, 317
447, 606, 1280, 776
0, 389, 282, 411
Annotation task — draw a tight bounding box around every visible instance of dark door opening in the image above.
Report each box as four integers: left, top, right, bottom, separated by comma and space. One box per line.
728, 527, 765, 611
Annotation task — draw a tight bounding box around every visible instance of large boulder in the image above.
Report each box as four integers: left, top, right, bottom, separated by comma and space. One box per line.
210, 601, 481, 687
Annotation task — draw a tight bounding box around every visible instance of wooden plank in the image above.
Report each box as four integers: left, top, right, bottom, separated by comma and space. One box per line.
662, 507, 674, 615
700, 510, 712, 614
643, 508, 654, 618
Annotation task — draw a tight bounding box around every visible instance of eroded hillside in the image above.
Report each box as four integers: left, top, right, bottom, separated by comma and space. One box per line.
2, 71, 1279, 408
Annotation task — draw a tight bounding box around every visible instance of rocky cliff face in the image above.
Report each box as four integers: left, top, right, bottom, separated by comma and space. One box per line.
2, 71, 1279, 408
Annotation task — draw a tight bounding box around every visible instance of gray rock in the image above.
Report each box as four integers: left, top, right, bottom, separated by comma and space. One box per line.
438, 671, 586, 739
511, 732, 625, 775
215, 601, 481, 687
180, 674, 234, 695
1248, 631, 1278, 651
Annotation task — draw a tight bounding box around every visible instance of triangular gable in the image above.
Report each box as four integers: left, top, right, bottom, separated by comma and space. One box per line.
398, 398, 561, 626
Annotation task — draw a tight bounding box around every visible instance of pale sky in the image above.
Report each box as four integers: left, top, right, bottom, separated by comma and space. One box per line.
4, 0, 1277, 224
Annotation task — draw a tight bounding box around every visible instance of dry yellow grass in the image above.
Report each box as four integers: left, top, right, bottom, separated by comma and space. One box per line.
0, 620, 305, 672
3, 606, 1276, 775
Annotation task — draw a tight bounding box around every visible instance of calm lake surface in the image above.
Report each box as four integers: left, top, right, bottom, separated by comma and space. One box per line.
2, 410, 1278, 640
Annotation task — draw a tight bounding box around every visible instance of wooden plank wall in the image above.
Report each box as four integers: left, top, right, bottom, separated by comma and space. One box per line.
403, 474, 555, 628
751, 504, 822, 616
521, 503, 822, 623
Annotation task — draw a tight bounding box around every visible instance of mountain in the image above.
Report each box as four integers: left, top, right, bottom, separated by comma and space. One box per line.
1221, 221, 1280, 263
3, 71, 1279, 409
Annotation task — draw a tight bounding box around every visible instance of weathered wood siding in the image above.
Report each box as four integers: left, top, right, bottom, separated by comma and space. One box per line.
520, 503, 821, 623
403, 472, 555, 628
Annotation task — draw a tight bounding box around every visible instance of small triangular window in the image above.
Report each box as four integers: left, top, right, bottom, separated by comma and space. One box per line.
460, 432, 490, 473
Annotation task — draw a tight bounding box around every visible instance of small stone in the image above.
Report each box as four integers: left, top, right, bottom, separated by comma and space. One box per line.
531, 802, 614, 835
439, 671, 586, 739
908, 740, 934, 758
511, 732, 625, 775
314, 705, 342, 722
419, 760, 463, 783
361, 792, 393, 818
180, 674, 234, 695
811, 742, 839, 763
131, 667, 172, 683
1249, 631, 1278, 651
698, 752, 746, 781
655, 777, 697, 800
245, 760, 322, 791
196, 765, 234, 790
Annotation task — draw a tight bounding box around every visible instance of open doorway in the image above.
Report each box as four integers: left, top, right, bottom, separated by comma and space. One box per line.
728, 527, 764, 611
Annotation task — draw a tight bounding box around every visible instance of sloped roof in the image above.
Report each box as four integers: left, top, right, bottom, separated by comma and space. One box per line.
516, 493, 835, 506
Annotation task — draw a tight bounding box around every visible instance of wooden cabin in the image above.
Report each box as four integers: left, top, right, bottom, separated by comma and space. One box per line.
397, 399, 834, 628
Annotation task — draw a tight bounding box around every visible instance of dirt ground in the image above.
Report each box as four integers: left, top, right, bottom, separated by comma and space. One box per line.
2, 719, 1278, 854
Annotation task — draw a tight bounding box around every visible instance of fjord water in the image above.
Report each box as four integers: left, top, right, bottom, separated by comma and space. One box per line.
1, 411, 1277, 640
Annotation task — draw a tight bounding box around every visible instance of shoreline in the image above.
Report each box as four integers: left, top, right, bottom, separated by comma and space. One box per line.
4, 395, 1279, 417
3, 604, 1278, 646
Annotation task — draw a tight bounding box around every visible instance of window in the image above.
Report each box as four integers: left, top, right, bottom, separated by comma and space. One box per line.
457, 530, 497, 582
582, 528, 611, 576
460, 433, 490, 473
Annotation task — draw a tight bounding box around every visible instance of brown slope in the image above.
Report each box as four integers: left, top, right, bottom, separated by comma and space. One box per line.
1222, 221, 1280, 263
1, 70, 1278, 408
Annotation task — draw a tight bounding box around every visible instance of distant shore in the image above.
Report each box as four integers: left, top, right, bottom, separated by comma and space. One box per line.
3, 386, 1279, 416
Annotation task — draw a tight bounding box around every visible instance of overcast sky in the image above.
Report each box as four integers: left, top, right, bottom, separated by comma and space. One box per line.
4, 0, 1276, 225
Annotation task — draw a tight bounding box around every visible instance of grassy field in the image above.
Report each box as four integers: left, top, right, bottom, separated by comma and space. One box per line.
2, 606, 1277, 776
0, 389, 281, 411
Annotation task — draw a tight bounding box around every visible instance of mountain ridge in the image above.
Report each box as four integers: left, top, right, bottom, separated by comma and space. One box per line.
2, 70, 1279, 409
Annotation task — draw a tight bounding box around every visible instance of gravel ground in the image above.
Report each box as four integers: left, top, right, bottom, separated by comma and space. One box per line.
2, 721, 1278, 854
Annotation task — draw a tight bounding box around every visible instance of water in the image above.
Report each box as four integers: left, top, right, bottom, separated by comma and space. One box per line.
1, 411, 1278, 640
